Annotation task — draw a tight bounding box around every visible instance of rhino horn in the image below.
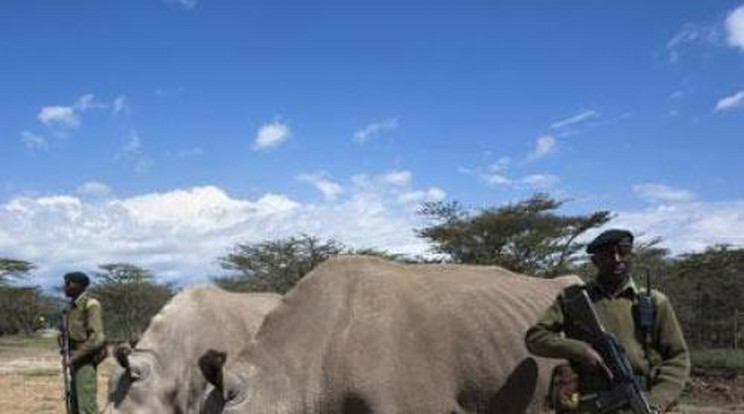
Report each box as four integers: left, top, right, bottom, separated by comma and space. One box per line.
199, 349, 228, 390
199, 349, 246, 403
114, 345, 132, 370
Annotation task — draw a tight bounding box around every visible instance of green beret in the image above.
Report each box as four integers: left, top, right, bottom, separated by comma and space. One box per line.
64, 271, 90, 287
586, 229, 633, 254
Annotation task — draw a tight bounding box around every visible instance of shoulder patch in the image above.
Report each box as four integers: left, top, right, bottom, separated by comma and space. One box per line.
85, 297, 101, 309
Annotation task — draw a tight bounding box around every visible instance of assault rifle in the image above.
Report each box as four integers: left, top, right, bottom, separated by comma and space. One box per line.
60, 311, 73, 414
563, 289, 655, 414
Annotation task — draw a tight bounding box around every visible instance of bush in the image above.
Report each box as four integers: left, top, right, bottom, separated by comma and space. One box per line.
691, 348, 744, 375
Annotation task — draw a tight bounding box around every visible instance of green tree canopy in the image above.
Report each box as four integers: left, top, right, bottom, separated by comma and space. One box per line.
417, 193, 610, 277
0, 286, 60, 335
0, 258, 35, 284
214, 234, 345, 293
89, 263, 175, 344
668, 245, 744, 348
0, 257, 61, 336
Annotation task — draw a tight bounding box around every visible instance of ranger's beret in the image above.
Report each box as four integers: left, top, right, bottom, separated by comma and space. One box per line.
586, 229, 633, 254
64, 271, 90, 287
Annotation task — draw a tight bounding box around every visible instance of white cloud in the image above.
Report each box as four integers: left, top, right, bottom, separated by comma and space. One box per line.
633, 183, 696, 203
489, 157, 511, 173
470, 157, 557, 189
725, 6, 744, 51
38, 106, 80, 129
118, 186, 295, 231
253, 121, 291, 150
715, 90, 744, 112
21, 131, 49, 152
74, 94, 106, 111
527, 135, 557, 161
481, 172, 512, 186
473, 157, 512, 185
76, 181, 112, 198
550, 110, 598, 129
37, 93, 114, 130
667, 23, 721, 63
397, 187, 446, 205
112, 95, 129, 115
380, 170, 412, 187
457, 166, 474, 175
600, 200, 744, 255
667, 24, 702, 63
353, 118, 399, 144
296, 173, 344, 201
520, 174, 559, 188
5, 179, 741, 286
0, 177, 447, 285
116, 131, 154, 173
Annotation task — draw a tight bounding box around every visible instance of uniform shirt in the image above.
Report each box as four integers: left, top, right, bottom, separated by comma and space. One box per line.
525, 277, 690, 411
65, 291, 105, 364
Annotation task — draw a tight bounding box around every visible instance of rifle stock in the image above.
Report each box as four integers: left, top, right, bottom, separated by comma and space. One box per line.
564, 289, 655, 414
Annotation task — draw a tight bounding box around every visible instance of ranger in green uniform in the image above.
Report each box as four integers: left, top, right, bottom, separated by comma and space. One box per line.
525, 229, 690, 413
62, 271, 105, 414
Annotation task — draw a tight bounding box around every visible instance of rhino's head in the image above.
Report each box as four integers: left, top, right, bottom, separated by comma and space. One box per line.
198, 349, 255, 413
105, 345, 191, 414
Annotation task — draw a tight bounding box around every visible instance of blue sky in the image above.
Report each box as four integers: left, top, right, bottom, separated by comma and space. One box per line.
2, 0, 743, 285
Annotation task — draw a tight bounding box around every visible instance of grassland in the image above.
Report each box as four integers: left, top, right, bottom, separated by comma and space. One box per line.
0, 335, 742, 413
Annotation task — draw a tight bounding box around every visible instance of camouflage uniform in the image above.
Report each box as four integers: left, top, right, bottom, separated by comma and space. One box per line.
65, 291, 105, 414
525, 277, 690, 413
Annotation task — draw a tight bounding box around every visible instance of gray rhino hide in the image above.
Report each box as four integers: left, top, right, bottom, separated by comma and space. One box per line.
206, 256, 581, 414
106, 286, 280, 414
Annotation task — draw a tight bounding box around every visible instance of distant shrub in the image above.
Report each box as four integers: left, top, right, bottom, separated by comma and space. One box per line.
691, 348, 744, 375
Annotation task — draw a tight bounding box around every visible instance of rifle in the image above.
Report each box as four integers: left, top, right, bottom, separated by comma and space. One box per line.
60, 310, 73, 414
563, 289, 655, 414
638, 269, 656, 390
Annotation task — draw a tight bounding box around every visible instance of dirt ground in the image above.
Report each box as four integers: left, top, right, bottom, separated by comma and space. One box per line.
0, 336, 114, 413
0, 336, 742, 413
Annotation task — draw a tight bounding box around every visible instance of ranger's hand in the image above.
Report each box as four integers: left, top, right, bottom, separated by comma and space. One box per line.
578, 347, 614, 380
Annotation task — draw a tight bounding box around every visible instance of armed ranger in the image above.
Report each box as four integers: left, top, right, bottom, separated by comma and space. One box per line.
563, 289, 655, 414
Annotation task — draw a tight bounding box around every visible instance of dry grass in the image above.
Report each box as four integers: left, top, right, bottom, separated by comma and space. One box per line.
0, 335, 742, 413
0, 335, 114, 413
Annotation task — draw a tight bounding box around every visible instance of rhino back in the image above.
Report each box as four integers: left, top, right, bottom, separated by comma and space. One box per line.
245, 256, 579, 414
138, 286, 279, 358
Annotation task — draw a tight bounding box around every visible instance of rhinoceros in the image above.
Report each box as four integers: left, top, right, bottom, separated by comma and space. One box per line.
198, 256, 582, 414
105, 286, 280, 414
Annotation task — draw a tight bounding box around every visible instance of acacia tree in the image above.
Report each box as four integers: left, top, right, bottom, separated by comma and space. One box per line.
0, 258, 56, 335
89, 263, 175, 344
0, 286, 59, 335
0, 258, 35, 284
668, 245, 744, 349
417, 193, 610, 277
214, 234, 345, 294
